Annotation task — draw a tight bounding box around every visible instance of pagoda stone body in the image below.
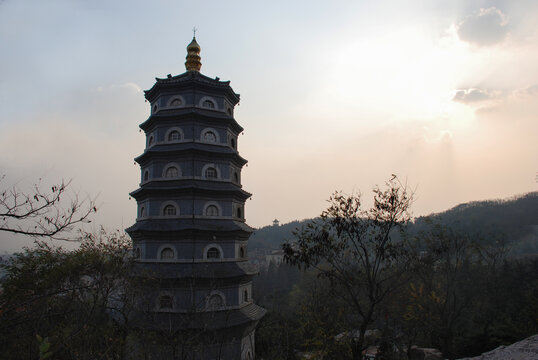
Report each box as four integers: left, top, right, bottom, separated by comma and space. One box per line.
126, 38, 265, 360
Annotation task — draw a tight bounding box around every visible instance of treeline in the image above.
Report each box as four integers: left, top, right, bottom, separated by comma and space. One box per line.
0, 231, 225, 360
4, 231, 534, 360
412, 192, 538, 254
254, 251, 538, 359
0, 231, 135, 359
250, 220, 309, 250
253, 186, 538, 360
251, 191, 538, 255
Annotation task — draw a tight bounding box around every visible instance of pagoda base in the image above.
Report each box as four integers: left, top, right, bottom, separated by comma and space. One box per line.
127, 320, 258, 360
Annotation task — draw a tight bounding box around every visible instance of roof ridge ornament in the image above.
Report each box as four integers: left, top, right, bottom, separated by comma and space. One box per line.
185, 29, 202, 72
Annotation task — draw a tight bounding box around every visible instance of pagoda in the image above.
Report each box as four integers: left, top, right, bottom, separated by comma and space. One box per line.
126, 37, 265, 360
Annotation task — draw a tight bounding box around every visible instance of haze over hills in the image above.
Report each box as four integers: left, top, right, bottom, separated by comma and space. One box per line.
250, 192, 538, 255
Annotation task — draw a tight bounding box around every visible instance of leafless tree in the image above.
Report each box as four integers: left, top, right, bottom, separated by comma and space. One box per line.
0, 176, 97, 241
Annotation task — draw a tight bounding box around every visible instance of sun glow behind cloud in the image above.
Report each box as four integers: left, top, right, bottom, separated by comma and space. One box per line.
304, 23, 472, 126
242, 5, 537, 225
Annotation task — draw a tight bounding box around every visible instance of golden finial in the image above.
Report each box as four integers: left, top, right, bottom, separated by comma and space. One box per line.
185, 28, 202, 72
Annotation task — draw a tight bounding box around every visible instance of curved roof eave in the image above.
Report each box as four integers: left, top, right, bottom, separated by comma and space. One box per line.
139, 110, 244, 133
129, 181, 252, 200
133, 144, 248, 165
144, 71, 240, 104
125, 218, 254, 234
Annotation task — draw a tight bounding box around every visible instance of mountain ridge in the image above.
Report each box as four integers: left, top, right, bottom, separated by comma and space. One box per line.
250, 191, 538, 254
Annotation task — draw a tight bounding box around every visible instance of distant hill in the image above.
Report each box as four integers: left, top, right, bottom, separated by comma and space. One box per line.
250, 192, 538, 254
412, 192, 538, 254
250, 219, 311, 250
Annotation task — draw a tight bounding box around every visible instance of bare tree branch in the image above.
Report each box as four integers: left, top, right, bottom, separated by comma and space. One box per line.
0, 175, 97, 241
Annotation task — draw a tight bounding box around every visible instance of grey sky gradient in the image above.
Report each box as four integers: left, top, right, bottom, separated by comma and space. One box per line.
1, 0, 537, 252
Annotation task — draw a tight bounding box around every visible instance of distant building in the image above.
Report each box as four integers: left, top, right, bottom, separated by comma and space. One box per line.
126, 37, 265, 359
272, 219, 280, 227
265, 250, 284, 267
248, 248, 285, 270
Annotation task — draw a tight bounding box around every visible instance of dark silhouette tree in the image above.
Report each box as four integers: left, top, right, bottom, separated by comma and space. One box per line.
283, 176, 413, 360
0, 230, 135, 359
403, 225, 478, 359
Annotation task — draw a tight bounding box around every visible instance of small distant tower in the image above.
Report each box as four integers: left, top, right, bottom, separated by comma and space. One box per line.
127, 36, 265, 359
272, 219, 280, 227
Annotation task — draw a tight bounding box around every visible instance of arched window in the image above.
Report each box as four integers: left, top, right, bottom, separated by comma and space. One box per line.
168, 130, 181, 141
208, 294, 223, 309
160, 247, 174, 259
231, 138, 236, 149
206, 247, 220, 259
153, 105, 158, 113
240, 247, 245, 258
139, 206, 146, 217
163, 205, 177, 216
205, 167, 217, 179
227, 108, 232, 116
205, 205, 219, 217
148, 135, 154, 147
234, 172, 239, 184
159, 295, 173, 309
135, 247, 141, 259
202, 100, 215, 109
170, 98, 182, 106
243, 289, 249, 302
165, 166, 179, 178
203, 131, 217, 143
143, 170, 149, 182
236, 207, 242, 219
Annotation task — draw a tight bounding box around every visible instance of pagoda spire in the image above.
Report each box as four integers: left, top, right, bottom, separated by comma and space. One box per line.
185, 31, 202, 72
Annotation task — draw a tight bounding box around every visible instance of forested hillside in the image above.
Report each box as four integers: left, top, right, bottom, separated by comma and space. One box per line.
252, 190, 538, 359
250, 220, 310, 250
412, 192, 538, 254
251, 192, 538, 254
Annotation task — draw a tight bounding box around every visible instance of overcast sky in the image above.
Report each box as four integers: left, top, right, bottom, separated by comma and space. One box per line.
1, 0, 537, 251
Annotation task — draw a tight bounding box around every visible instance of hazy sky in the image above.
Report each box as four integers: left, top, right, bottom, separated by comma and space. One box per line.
1, 0, 537, 251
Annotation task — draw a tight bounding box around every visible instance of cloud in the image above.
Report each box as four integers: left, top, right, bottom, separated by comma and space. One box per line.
525, 84, 538, 95
120, 82, 143, 93
457, 7, 509, 46
452, 88, 499, 104
454, 83, 538, 106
